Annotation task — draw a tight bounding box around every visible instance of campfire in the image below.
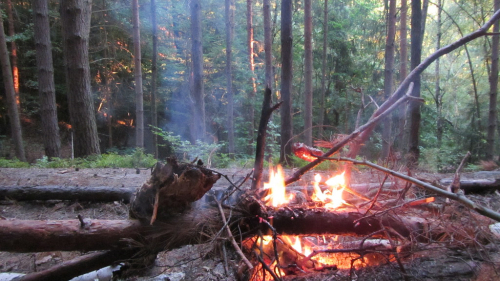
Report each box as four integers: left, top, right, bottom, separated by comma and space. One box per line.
241, 165, 404, 280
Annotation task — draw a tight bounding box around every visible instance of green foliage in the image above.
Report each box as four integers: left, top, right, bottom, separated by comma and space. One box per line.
0, 158, 31, 168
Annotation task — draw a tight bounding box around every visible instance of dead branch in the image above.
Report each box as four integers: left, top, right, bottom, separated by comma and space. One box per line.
285, 82, 417, 185
319, 156, 500, 222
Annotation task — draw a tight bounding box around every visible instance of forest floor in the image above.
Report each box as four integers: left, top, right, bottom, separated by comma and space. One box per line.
1, 167, 500, 280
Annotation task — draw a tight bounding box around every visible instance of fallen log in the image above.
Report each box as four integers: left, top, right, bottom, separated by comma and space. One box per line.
439, 178, 500, 193
0, 185, 135, 203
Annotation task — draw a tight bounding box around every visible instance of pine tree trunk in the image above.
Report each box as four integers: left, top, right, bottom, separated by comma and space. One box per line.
319, 0, 328, 138
0, 12, 25, 162
304, 0, 313, 147
280, 0, 293, 164
263, 0, 273, 90
190, 0, 206, 142
151, 0, 158, 158
396, 0, 408, 151
381, 0, 397, 159
60, 0, 100, 157
33, 0, 61, 158
247, 0, 256, 154
226, 0, 235, 154
487, 0, 499, 160
5, 0, 19, 109
132, 0, 144, 148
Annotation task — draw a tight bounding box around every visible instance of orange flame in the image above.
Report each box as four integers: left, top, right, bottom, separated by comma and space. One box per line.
262, 165, 288, 207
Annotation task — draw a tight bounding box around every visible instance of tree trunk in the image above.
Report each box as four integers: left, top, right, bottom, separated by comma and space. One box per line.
60, 0, 100, 157
280, 0, 293, 164
407, 0, 422, 168
381, 0, 397, 159
5, 0, 19, 109
132, 0, 144, 148
226, 0, 235, 154
33, 0, 61, 159
303, 0, 313, 147
435, 0, 443, 152
247, 0, 256, 154
151, 0, 159, 158
0, 11, 25, 162
263, 0, 273, 90
190, 0, 206, 142
396, 0, 408, 151
319, 0, 328, 138
487, 0, 499, 160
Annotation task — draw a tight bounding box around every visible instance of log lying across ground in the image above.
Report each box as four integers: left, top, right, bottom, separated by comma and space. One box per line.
439, 178, 500, 193
0, 185, 135, 203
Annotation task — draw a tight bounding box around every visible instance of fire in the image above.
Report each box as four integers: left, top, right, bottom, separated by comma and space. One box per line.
262, 166, 346, 210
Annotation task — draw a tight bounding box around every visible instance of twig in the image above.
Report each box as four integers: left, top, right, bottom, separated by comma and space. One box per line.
254, 250, 282, 281
285, 83, 417, 186
150, 189, 160, 225
320, 156, 500, 222
215, 199, 253, 269
379, 222, 409, 281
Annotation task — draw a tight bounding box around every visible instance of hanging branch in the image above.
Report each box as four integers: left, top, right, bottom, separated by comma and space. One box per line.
285, 83, 418, 185
317, 156, 500, 222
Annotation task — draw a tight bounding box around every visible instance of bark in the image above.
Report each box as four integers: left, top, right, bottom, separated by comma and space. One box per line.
60, 0, 100, 157
435, 0, 443, 151
397, 0, 408, 150
151, 0, 158, 158
33, 0, 61, 158
319, 0, 328, 138
381, 0, 397, 159
439, 178, 500, 193
132, 0, 144, 148
226, 0, 235, 154
0, 11, 25, 162
280, 0, 293, 164
486, 0, 500, 160
190, 0, 206, 142
407, 0, 422, 168
0, 219, 142, 252
303, 0, 313, 147
0, 185, 135, 203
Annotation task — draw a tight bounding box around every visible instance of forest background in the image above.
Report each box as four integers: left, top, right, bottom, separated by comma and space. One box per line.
0, 0, 499, 172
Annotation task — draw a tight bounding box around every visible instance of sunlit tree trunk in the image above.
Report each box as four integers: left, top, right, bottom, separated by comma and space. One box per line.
247, 0, 255, 153
408, 0, 422, 168
319, 0, 328, 138
190, 0, 206, 142
151, 0, 158, 158
263, 0, 273, 90
304, 0, 313, 146
280, 0, 293, 164
4, 0, 19, 109
225, 0, 235, 154
33, 0, 61, 159
381, 0, 396, 159
132, 0, 144, 148
0, 12, 25, 161
60, 0, 100, 157
486, 0, 500, 160
435, 0, 443, 150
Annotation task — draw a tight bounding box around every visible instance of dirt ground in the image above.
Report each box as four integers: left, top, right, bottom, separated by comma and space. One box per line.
1, 167, 500, 280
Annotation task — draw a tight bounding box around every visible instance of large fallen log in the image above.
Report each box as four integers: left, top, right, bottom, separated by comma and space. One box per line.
439, 178, 500, 193
0, 185, 135, 203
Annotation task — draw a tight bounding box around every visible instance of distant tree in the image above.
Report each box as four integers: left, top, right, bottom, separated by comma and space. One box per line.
435, 0, 443, 149
60, 0, 100, 157
319, 0, 328, 138
381, 0, 396, 159
303, 0, 313, 146
280, 0, 293, 164
396, 0, 408, 150
486, 0, 499, 160
4, 0, 19, 108
247, 0, 256, 152
408, 0, 422, 167
0, 12, 25, 161
33, 0, 61, 158
263, 0, 273, 90
190, 0, 206, 142
151, 0, 158, 158
132, 0, 144, 148
225, 0, 235, 154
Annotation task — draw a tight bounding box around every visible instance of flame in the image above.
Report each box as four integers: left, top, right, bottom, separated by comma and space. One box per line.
263, 165, 288, 207
312, 172, 346, 209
